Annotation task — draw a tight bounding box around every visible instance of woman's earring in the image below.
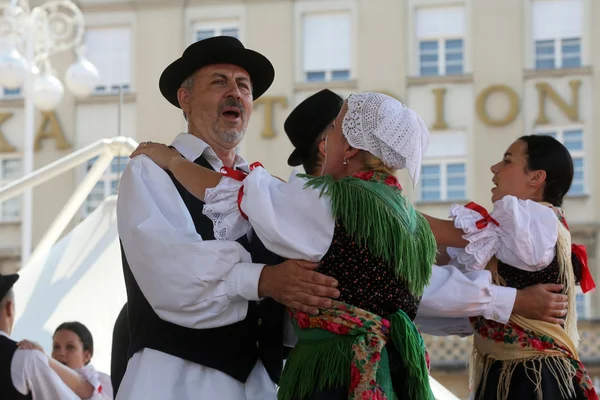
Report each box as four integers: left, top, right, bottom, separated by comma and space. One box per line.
343, 158, 349, 165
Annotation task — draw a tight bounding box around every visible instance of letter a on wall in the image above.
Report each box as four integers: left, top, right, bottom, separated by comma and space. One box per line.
34, 111, 71, 151
0, 112, 16, 153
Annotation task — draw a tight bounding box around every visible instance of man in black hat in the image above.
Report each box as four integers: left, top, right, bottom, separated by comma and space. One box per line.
116, 36, 339, 400
0, 274, 79, 399
285, 89, 343, 175
284, 90, 571, 337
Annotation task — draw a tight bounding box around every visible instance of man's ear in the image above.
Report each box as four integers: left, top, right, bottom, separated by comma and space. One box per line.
318, 138, 326, 157
178, 88, 192, 117
5, 300, 14, 319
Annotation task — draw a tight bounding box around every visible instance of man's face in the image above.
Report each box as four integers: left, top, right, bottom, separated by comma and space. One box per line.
178, 64, 254, 148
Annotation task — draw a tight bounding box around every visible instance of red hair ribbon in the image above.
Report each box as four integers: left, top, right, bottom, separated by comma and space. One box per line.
557, 214, 596, 293
573, 244, 595, 293
464, 202, 500, 230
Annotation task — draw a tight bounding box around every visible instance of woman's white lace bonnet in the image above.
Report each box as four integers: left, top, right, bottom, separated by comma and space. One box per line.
342, 92, 429, 186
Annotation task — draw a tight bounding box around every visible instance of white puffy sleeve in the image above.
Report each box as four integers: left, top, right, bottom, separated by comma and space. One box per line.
204, 167, 335, 261
77, 365, 113, 399
446, 196, 558, 272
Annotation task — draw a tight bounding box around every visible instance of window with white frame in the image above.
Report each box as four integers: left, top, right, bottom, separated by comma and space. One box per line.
575, 287, 591, 320
84, 27, 132, 94
302, 12, 351, 82
419, 131, 468, 202
532, 0, 583, 69
416, 6, 466, 76
0, 155, 21, 222
84, 156, 128, 216
536, 128, 585, 196
193, 21, 239, 42
420, 161, 467, 202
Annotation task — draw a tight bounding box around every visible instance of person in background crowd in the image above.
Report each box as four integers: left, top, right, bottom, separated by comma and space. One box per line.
19, 321, 113, 399
0, 273, 79, 400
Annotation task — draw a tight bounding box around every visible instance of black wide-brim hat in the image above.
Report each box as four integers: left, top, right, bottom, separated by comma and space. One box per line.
285, 89, 344, 167
0, 273, 18, 300
159, 36, 275, 108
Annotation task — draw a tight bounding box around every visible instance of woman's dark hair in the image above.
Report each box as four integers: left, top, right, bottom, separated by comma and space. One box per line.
55, 321, 94, 359
518, 135, 574, 207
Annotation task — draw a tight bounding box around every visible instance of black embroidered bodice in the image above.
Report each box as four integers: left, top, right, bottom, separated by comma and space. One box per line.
317, 224, 421, 320
497, 254, 561, 291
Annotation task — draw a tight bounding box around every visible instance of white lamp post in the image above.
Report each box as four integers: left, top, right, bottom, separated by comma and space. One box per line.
0, 0, 100, 266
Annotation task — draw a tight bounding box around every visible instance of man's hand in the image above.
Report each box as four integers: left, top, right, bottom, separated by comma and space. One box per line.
258, 259, 340, 315
513, 284, 569, 324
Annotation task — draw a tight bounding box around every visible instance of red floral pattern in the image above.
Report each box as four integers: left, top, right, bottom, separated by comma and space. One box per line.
471, 316, 598, 399
352, 171, 403, 191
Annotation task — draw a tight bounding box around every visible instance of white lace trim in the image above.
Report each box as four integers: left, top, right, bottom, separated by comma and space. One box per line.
447, 204, 500, 271
203, 177, 252, 241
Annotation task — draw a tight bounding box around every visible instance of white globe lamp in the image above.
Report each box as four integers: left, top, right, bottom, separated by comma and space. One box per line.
0, 45, 29, 89
65, 55, 99, 97
32, 72, 64, 111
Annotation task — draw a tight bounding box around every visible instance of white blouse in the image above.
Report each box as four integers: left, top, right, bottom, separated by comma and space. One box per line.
446, 195, 559, 272
204, 168, 519, 332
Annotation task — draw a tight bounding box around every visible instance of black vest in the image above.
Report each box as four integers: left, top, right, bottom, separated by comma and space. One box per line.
120, 155, 286, 383
110, 303, 129, 396
0, 335, 33, 400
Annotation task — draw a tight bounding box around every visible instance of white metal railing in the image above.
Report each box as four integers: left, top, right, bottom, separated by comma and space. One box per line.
0, 136, 138, 268
0, 135, 460, 399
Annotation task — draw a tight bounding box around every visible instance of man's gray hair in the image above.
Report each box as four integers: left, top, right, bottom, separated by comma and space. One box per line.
181, 73, 196, 122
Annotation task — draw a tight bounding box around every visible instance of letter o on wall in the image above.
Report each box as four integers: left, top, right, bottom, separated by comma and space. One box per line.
475, 85, 520, 127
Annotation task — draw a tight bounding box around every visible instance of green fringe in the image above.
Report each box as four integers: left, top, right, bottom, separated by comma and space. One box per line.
390, 311, 435, 400
301, 174, 436, 296
277, 334, 355, 400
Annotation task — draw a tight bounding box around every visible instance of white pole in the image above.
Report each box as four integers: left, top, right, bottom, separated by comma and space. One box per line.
26, 150, 114, 267
20, 16, 35, 266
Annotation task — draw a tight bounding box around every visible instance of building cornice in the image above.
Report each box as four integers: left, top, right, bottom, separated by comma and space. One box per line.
75, 93, 137, 105
523, 66, 593, 80
293, 80, 358, 93
407, 74, 474, 87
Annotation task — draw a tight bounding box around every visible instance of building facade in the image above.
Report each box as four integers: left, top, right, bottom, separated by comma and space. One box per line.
0, 0, 598, 394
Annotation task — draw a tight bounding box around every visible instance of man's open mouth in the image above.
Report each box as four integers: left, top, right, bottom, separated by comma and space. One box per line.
222, 107, 241, 119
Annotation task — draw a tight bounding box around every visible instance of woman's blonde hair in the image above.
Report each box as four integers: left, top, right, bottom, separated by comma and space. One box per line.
362, 151, 395, 175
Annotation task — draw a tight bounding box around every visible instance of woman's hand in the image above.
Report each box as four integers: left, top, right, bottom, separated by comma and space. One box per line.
17, 339, 45, 353
131, 141, 182, 170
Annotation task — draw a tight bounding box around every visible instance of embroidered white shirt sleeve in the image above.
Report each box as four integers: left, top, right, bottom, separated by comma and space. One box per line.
204, 168, 335, 261
447, 195, 558, 272
117, 155, 265, 329
11, 348, 80, 399
415, 264, 516, 330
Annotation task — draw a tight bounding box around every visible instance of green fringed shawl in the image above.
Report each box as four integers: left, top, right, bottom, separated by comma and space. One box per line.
300, 173, 436, 296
